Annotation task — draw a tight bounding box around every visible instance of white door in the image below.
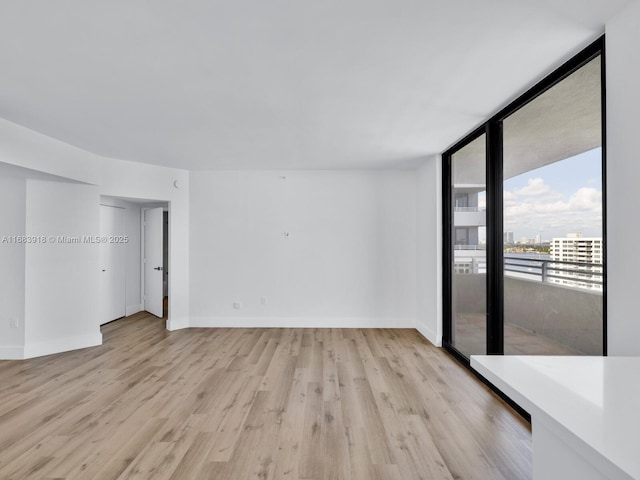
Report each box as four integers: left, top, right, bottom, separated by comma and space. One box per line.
144, 207, 164, 317
99, 205, 126, 324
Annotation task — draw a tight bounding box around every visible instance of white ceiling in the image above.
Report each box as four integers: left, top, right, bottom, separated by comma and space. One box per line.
0, 0, 632, 170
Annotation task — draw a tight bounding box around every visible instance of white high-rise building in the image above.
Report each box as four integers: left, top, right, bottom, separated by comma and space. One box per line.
550, 235, 603, 290
452, 185, 486, 274
504, 231, 514, 245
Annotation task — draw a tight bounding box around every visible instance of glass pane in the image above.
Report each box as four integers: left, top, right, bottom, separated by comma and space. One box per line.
451, 134, 486, 356
502, 56, 603, 355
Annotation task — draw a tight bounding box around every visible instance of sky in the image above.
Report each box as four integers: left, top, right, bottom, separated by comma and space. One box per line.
502, 147, 603, 241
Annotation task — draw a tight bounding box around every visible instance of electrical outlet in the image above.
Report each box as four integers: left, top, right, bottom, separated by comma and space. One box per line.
260, 297, 267, 306
9, 317, 19, 329
233, 301, 242, 310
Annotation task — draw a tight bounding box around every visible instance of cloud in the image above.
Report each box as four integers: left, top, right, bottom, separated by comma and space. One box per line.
570, 187, 602, 212
528, 188, 601, 214
503, 190, 517, 206
515, 178, 550, 196
504, 185, 602, 238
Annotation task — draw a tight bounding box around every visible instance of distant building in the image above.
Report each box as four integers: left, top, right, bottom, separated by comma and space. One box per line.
550, 236, 603, 290
453, 185, 486, 274
504, 231, 514, 245
534, 234, 542, 245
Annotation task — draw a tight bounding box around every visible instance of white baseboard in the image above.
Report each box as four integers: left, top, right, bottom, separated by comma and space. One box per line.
166, 316, 189, 331
416, 323, 441, 347
126, 304, 143, 317
189, 316, 416, 329
0, 346, 25, 360
22, 331, 103, 359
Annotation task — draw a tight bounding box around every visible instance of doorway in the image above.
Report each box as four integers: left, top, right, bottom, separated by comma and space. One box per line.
142, 205, 169, 319
98, 196, 170, 325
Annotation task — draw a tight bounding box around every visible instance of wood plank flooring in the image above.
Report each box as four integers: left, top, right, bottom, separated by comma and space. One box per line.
0, 313, 532, 479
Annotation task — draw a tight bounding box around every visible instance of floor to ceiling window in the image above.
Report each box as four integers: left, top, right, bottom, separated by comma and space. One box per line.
449, 134, 487, 357
443, 38, 605, 363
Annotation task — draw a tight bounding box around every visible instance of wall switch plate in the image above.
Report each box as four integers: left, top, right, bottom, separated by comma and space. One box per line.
233, 301, 242, 309
260, 297, 267, 305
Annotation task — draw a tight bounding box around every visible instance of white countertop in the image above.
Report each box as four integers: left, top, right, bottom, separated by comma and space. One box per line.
471, 355, 640, 480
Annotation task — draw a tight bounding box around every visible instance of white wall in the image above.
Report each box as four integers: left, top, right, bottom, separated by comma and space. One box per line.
605, 0, 640, 355
24, 179, 102, 358
0, 118, 100, 184
190, 170, 417, 328
0, 175, 26, 358
416, 155, 443, 346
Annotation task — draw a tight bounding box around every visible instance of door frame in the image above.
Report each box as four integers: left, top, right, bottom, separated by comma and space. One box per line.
140, 204, 170, 320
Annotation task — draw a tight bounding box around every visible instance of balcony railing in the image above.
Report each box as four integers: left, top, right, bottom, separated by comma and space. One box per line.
454, 244, 486, 251
453, 254, 603, 289
503, 256, 603, 288
453, 207, 486, 212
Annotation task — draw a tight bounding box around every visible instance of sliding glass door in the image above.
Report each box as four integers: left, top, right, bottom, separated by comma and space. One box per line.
502, 55, 603, 355
449, 134, 487, 357
443, 38, 605, 361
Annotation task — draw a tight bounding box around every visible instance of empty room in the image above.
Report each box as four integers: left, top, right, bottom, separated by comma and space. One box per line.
1, 1, 639, 479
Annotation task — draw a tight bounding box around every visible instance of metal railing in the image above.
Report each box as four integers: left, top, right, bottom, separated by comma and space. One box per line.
503, 256, 603, 287
453, 244, 486, 251
453, 207, 486, 212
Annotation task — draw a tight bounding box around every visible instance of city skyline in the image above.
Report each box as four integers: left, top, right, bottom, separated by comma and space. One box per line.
503, 231, 602, 245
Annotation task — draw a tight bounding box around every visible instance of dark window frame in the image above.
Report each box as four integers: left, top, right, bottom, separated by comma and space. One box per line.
442, 36, 606, 417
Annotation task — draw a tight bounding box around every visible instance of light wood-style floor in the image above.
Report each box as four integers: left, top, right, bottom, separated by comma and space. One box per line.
0, 313, 532, 479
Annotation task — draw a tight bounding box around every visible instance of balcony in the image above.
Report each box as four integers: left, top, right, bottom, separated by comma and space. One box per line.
454, 208, 486, 227
453, 257, 603, 356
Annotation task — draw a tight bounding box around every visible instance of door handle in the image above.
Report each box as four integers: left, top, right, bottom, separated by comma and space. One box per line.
154, 266, 163, 271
